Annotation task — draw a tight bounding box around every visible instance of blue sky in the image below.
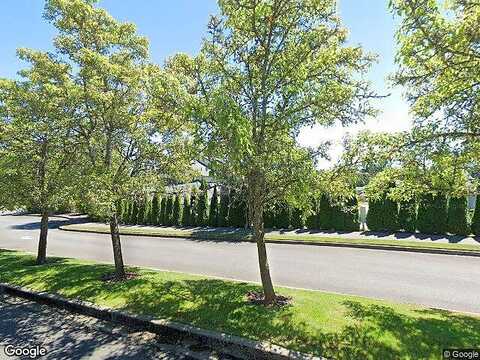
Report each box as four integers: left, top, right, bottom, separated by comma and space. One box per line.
0, 0, 411, 164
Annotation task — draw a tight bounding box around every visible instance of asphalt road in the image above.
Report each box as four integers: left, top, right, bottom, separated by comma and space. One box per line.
0, 294, 220, 360
1, 214, 480, 314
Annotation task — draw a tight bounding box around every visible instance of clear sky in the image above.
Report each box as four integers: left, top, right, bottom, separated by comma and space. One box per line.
0, 0, 411, 166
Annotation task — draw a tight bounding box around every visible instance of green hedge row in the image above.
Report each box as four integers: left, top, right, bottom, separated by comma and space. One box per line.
117, 185, 248, 228
113, 188, 360, 232
367, 194, 475, 236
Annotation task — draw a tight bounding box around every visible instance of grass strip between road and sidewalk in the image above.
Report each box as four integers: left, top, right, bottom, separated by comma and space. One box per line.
60, 223, 480, 254
1, 249, 479, 359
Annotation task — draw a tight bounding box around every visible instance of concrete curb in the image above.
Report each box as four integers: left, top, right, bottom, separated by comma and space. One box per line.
60, 225, 480, 258
0, 283, 323, 360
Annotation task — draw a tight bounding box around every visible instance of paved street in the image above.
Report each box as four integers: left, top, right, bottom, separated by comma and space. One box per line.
1, 214, 480, 314
0, 294, 215, 360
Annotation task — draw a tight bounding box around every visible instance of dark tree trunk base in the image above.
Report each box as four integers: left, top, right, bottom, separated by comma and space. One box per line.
101, 272, 138, 283
246, 291, 292, 307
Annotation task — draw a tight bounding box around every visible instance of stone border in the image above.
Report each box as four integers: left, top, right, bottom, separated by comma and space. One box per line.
0, 283, 324, 360
60, 225, 480, 258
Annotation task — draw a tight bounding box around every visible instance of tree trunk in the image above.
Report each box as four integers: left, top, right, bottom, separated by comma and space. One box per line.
110, 212, 126, 279
249, 174, 276, 304
36, 210, 49, 265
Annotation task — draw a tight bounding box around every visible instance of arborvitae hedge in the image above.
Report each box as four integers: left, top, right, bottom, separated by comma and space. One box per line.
447, 196, 470, 236
172, 194, 182, 226
218, 191, 230, 227
274, 203, 290, 229
383, 198, 399, 232
305, 199, 319, 230
290, 207, 304, 229
196, 187, 208, 227
229, 189, 247, 228
366, 196, 398, 232
342, 197, 359, 231
366, 198, 384, 231
190, 190, 197, 226
131, 201, 139, 225
138, 200, 146, 225
417, 193, 448, 234
264, 205, 276, 229
124, 201, 132, 224
150, 195, 160, 225
182, 194, 191, 226
398, 199, 416, 233
471, 195, 480, 236
209, 186, 219, 227
159, 197, 167, 225
165, 196, 174, 226
318, 195, 332, 230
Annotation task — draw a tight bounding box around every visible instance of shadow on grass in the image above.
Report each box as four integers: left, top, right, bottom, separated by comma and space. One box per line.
1, 249, 479, 359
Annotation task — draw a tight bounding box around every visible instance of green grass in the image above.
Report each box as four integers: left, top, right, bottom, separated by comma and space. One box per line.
1, 249, 479, 359
61, 223, 480, 254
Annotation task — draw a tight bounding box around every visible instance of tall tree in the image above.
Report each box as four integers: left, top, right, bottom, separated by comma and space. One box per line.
390, 0, 480, 162
0, 49, 78, 265
183, 0, 375, 303
44, 0, 194, 279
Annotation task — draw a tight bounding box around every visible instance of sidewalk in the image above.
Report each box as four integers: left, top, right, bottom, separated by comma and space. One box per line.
60, 221, 480, 255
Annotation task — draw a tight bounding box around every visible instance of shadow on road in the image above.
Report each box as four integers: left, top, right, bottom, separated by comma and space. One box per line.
9, 215, 90, 231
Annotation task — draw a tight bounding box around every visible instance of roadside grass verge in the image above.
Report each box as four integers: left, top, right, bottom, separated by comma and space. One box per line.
1, 249, 479, 359
61, 223, 480, 254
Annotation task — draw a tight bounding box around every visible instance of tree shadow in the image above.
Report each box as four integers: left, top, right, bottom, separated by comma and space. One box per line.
10, 216, 90, 231
1, 250, 479, 359
0, 295, 178, 360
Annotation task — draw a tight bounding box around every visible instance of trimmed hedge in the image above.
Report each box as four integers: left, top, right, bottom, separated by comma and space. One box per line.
417, 193, 448, 235
366, 196, 398, 232
398, 199, 416, 233
209, 186, 219, 227
150, 195, 160, 225
218, 191, 230, 227
446, 196, 469, 236
472, 195, 480, 236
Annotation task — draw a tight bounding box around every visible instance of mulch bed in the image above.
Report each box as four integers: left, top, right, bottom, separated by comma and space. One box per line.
101, 272, 139, 283
246, 291, 292, 306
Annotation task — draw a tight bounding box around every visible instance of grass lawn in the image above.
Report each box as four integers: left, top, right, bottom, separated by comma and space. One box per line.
1, 249, 479, 359
61, 223, 480, 254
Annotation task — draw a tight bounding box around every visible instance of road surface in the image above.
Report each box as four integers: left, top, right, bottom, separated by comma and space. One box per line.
1, 214, 479, 314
